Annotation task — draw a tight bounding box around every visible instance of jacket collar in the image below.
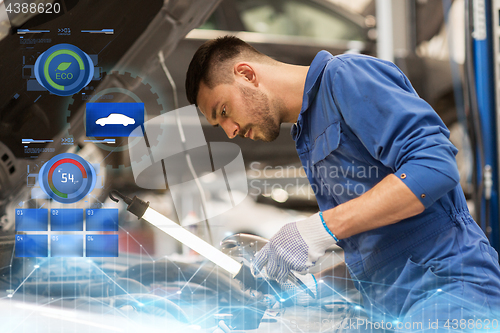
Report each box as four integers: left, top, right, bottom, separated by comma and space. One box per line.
291, 50, 334, 140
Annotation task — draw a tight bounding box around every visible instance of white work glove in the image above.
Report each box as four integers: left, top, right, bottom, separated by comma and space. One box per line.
252, 212, 337, 284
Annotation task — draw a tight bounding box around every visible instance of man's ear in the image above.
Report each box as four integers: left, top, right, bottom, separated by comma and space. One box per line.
234, 63, 258, 86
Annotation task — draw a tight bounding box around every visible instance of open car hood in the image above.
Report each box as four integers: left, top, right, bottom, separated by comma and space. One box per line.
0, 0, 221, 264
0, 0, 220, 155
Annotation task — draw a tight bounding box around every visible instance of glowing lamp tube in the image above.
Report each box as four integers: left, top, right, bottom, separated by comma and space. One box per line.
142, 207, 242, 275
109, 190, 260, 289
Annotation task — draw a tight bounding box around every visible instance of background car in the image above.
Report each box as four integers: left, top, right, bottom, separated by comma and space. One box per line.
161, 0, 467, 212
163, 0, 376, 168
163, 0, 462, 181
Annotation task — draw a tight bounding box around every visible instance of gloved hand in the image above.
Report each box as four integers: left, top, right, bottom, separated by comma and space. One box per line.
251, 212, 337, 284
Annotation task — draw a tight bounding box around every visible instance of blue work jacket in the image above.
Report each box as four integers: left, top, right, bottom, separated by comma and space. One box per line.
292, 51, 500, 320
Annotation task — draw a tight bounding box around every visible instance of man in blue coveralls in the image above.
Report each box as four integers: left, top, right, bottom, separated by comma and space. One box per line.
185, 36, 500, 331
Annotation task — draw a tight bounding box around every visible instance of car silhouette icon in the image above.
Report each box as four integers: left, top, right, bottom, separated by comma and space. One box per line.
95, 113, 136, 126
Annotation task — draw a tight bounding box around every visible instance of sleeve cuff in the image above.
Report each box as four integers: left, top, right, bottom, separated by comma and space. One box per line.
394, 163, 459, 209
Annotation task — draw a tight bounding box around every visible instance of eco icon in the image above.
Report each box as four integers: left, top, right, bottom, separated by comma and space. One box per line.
34, 44, 94, 96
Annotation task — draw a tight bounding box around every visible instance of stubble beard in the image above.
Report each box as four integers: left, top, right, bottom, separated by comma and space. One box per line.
239, 85, 282, 142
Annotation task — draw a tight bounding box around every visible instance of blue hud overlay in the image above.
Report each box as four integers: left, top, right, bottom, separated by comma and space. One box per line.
15, 208, 119, 257
86, 102, 144, 137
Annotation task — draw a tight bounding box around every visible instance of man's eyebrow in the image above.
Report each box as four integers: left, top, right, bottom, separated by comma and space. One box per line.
211, 101, 218, 121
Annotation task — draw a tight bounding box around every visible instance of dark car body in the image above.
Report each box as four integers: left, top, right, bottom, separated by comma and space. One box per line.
163, 0, 457, 168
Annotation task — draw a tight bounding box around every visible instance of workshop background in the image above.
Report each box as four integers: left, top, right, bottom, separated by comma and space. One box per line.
0, 0, 498, 332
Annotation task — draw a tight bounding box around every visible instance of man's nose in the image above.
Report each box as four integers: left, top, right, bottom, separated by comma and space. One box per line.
221, 119, 240, 139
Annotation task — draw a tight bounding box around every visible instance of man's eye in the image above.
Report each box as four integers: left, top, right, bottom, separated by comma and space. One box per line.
221, 106, 226, 117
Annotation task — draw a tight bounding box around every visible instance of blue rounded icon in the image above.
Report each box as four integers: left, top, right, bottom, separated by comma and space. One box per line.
39, 153, 97, 204
34, 44, 94, 96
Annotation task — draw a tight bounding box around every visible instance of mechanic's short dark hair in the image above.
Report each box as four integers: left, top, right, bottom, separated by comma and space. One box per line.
185, 35, 269, 106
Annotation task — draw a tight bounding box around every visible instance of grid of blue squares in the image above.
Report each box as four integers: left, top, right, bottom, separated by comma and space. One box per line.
15, 208, 119, 257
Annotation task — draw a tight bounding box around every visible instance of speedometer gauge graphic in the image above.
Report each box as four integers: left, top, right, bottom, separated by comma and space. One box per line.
39, 153, 96, 204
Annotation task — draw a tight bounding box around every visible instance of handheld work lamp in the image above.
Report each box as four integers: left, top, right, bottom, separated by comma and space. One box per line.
109, 190, 314, 298
109, 190, 256, 289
